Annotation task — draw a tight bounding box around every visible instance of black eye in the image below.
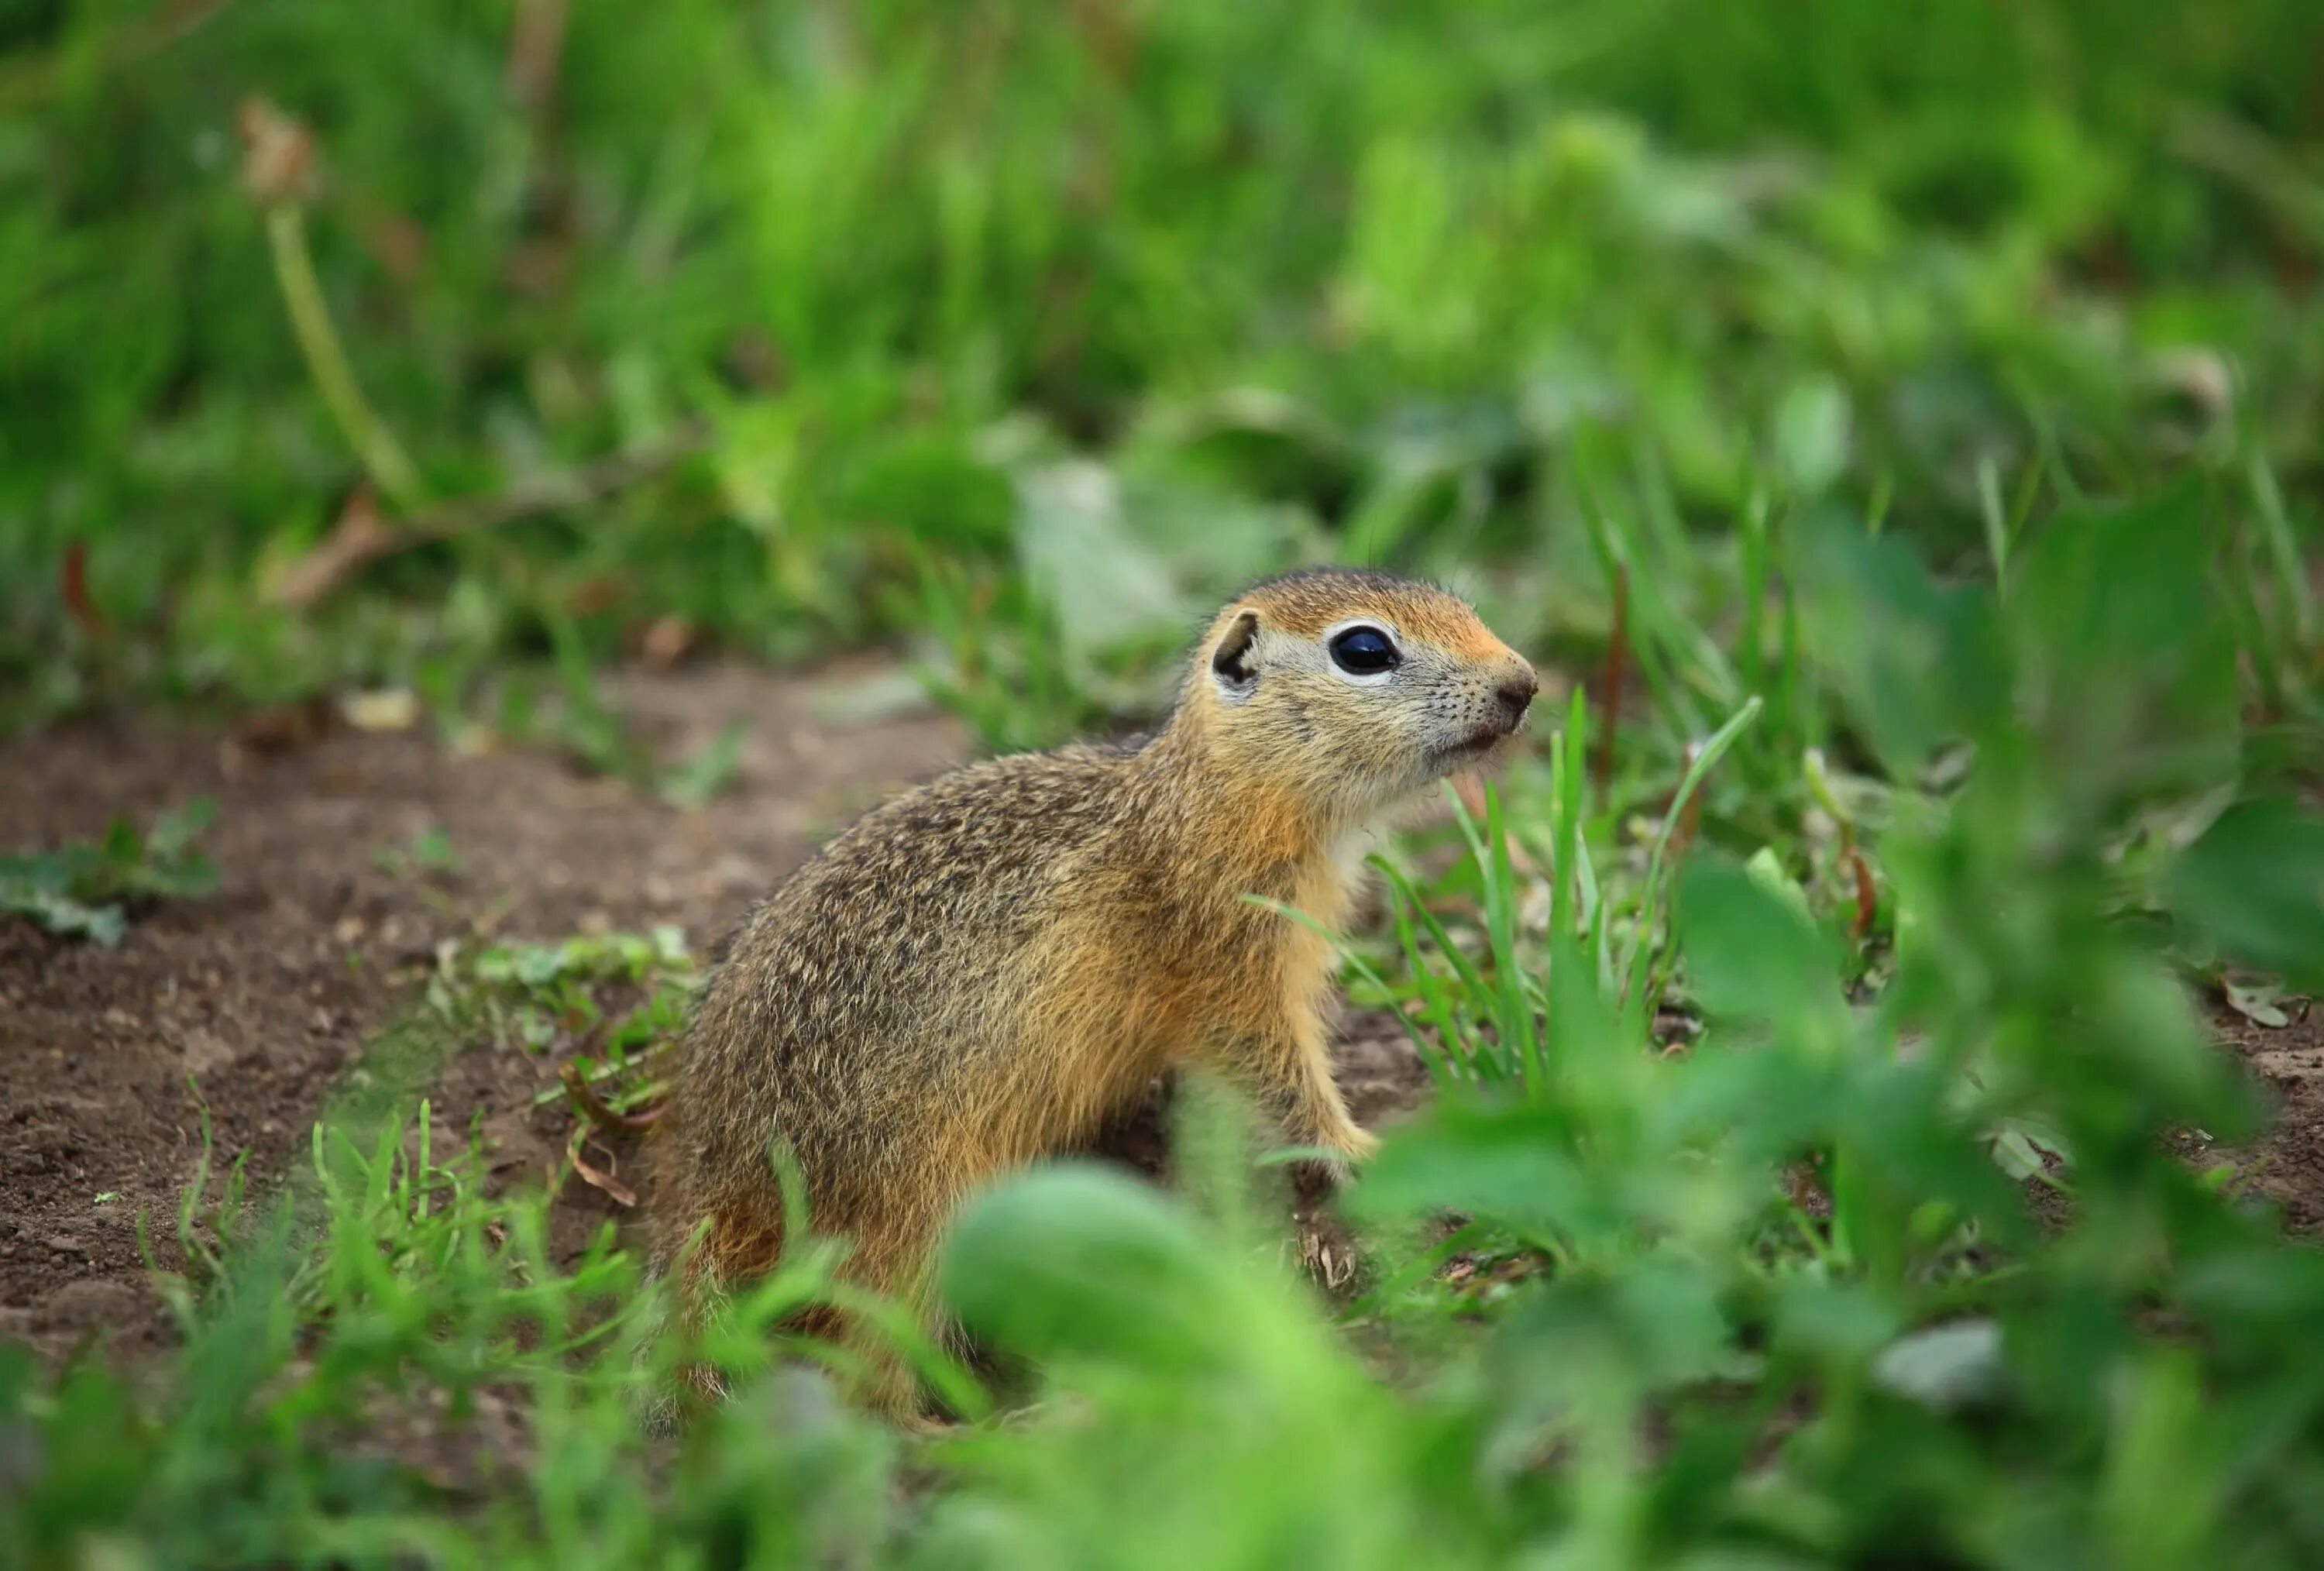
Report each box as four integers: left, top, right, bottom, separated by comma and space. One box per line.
1328, 626, 1399, 676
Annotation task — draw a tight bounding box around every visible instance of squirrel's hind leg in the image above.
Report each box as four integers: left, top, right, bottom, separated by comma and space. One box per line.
658, 1178, 974, 1428
823, 1204, 974, 1425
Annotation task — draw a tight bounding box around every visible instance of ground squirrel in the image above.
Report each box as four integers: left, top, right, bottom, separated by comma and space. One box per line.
654, 567, 1537, 1414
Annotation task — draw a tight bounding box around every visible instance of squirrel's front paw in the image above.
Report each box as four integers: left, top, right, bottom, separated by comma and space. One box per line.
1298, 1209, 1362, 1294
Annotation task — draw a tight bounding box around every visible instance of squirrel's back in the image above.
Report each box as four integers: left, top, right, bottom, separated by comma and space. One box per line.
676, 740, 1162, 1171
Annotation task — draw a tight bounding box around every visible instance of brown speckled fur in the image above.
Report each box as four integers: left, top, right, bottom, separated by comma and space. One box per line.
651, 569, 1535, 1416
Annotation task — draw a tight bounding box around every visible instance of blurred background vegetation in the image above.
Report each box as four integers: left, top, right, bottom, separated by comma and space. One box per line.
9, 4, 2324, 1569
4, 0, 2319, 736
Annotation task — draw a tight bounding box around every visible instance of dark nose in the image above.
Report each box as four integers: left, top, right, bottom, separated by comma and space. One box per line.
1494, 669, 1538, 729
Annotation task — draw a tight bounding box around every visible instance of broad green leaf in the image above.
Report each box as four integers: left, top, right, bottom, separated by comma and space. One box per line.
1789, 509, 2000, 778
1011, 459, 1188, 661
941, 1165, 1244, 1372
1496, 1262, 1732, 1396
2168, 797, 2324, 991
1743, 845, 1813, 923
1872, 1318, 2005, 1411
2006, 490, 2241, 797
1350, 1099, 1596, 1238
1676, 858, 1844, 1029
2223, 978, 2289, 1029
0, 875, 126, 946
1769, 1277, 1902, 1366
1773, 375, 1851, 493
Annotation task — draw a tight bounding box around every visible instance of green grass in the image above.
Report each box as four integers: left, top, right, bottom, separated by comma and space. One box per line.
9, 1, 2324, 1566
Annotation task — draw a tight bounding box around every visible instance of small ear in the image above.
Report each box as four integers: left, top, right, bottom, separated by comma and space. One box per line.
1210, 610, 1260, 691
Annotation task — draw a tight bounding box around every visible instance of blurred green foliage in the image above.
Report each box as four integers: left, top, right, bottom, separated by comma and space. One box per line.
9, 2, 2324, 1567
4, 0, 2320, 734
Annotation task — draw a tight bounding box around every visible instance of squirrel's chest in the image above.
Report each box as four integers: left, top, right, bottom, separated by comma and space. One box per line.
1326, 825, 1384, 905
1192, 843, 1365, 1003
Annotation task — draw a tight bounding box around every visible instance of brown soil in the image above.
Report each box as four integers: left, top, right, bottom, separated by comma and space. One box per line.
2204, 998, 2324, 1232
0, 658, 958, 1361
4, 662, 2320, 1372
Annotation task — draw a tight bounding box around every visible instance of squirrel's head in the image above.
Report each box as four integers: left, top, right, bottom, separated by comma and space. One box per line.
1178, 568, 1538, 822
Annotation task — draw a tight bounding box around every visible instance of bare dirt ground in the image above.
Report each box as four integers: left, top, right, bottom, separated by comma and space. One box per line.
2, 659, 2317, 1370
0, 659, 960, 1361
2207, 1001, 2324, 1232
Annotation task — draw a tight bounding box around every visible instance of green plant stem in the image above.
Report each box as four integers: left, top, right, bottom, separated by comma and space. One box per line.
2249, 446, 2315, 648
1618, 695, 1764, 1012
1976, 455, 2010, 590
266, 202, 428, 514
